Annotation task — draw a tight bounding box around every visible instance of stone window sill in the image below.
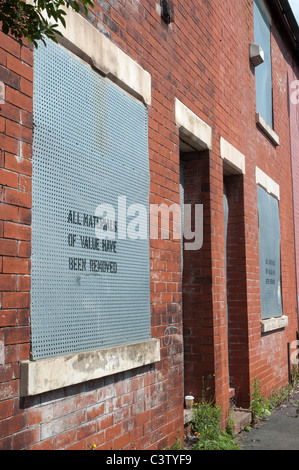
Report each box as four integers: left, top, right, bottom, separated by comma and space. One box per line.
20, 339, 160, 396
261, 315, 288, 333
256, 113, 280, 147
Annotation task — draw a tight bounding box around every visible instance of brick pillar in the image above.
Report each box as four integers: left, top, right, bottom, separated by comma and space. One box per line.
182, 150, 227, 403
182, 149, 230, 420
224, 175, 250, 408
182, 150, 213, 400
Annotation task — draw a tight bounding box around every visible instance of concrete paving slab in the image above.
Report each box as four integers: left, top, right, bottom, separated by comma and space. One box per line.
239, 391, 299, 450
240, 415, 299, 450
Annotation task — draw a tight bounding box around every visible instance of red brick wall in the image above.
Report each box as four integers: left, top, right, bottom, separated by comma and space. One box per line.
0, 0, 298, 449
0, 32, 34, 448
224, 174, 250, 407
182, 150, 216, 401
245, 18, 299, 400
288, 60, 299, 321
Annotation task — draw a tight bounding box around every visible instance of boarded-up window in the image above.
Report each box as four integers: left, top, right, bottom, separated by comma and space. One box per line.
31, 39, 151, 359
257, 186, 282, 319
254, 0, 273, 128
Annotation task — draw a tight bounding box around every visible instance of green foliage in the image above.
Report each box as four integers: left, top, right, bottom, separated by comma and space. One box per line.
191, 400, 240, 451
269, 384, 292, 409
249, 377, 272, 420
195, 431, 241, 451
168, 432, 184, 450
250, 373, 299, 422
291, 365, 299, 386
225, 415, 236, 437
192, 400, 222, 439
0, 0, 94, 47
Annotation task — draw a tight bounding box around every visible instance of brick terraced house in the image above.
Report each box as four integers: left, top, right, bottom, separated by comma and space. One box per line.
0, 0, 298, 450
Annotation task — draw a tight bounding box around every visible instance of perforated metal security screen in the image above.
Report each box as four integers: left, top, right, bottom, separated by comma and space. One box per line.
31, 39, 151, 359
257, 186, 282, 320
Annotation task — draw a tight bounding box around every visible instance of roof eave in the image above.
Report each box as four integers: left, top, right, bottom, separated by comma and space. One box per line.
270, 0, 299, 60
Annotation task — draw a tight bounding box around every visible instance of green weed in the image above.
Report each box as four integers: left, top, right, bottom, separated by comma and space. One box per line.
191, 399, 240, 451
249, 377, 272, 420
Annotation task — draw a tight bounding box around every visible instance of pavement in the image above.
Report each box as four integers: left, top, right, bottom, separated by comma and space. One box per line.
238, 389, 299, 450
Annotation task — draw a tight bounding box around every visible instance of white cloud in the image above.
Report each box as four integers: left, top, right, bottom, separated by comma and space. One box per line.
289, 0, 299, 25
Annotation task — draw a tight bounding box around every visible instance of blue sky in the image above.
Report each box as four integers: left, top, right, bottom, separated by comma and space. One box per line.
289, 0, 299, 25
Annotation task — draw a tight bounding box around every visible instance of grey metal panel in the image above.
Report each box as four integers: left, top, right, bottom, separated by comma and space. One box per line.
254, 0, 273, 128
257, 185, 282, 320
31, 38, 151, 359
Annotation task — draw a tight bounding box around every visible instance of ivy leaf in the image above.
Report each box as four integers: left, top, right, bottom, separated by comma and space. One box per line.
0, 0, 94, 46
